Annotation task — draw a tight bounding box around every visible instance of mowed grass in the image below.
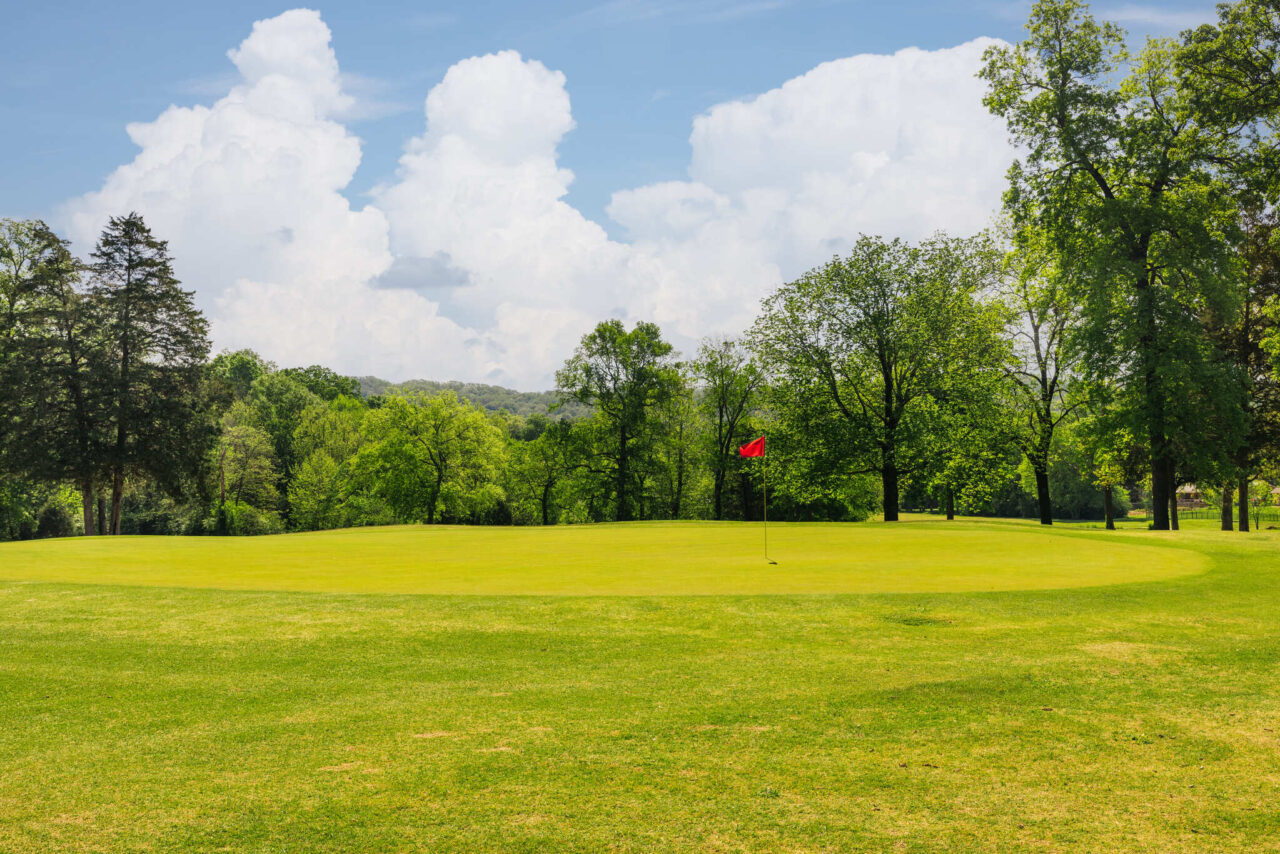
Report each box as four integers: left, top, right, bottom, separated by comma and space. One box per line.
0, 519, 1278, 853
0, 520, 1206, 594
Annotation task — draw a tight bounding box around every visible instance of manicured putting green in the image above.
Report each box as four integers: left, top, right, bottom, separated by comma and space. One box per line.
0, 520, 1204, 594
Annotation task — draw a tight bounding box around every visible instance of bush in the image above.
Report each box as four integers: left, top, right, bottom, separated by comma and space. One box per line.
207, 501, 285, 536
35, 504, 75, 539
119, 487, 200, 535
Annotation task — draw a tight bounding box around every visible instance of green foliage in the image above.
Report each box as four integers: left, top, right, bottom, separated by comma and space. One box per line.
505, 419, 580, 525
91, 212, 213, 531
289, 451, 344, 531
1176, 0, 1280, 191
35, 503, 74, 539
206, 500, 285, 536
752, 233, 1004, 521
212, 406, 280, 511
244, 373, 321, 500
352, 392, 506, 524
692, 338, 761, 520
999, 229, 1086, 523
1018, 425, 1133, 521
279, 365, 361, 401
359, 377, 591, 419
207, 349, 274, 406
556, 320, 683, 522
981, 0, 1248, 529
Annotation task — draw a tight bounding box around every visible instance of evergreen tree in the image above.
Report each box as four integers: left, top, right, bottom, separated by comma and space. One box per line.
90, 213, 211, 533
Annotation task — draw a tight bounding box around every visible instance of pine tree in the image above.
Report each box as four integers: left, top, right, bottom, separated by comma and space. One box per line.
90, 213, 212, 533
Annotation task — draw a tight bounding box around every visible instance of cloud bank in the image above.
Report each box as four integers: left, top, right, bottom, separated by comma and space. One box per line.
62, 9, 1015, 389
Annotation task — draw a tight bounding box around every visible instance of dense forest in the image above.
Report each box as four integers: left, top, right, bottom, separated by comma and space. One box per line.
355, 377, 591, 420
2, 0, 1279, 539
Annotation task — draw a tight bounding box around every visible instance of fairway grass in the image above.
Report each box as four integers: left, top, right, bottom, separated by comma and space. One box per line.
0, 520, 1206, 594
1, 519, 1278, 853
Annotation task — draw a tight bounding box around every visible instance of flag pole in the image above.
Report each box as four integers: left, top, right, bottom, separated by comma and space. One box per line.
764, 440, 776, 565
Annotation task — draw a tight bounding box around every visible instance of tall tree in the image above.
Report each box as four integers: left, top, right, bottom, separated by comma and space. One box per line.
0, 220, 108, 535
1178, 3, 1280, 527
752, 233, 1002, 521
981, 0, 1243, 529
556, 320, 681, 522
693, 338, 761, 520
1002, 236, 1083, 524
90, 213, 211, 533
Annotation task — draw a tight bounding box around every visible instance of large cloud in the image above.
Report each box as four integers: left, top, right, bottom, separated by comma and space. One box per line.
61, 10, 1016, 389
61, 9, 483, 381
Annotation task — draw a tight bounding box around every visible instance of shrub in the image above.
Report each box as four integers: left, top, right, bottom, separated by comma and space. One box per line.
207, 501, 285, 536
35, 504, 75, 539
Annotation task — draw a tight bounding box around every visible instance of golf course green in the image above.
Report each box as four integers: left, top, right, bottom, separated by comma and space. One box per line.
0, 519, 1206, 594
1, 518, 1277, 852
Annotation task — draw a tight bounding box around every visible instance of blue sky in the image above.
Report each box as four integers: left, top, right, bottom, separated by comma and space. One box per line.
2, 0, 1212, 229
1, 1, 1218, 387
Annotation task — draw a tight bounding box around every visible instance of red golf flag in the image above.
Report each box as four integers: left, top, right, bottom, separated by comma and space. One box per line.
739, 436, 766, 458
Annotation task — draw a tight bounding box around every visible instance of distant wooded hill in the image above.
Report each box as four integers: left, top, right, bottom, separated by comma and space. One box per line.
357, 377, 591, 420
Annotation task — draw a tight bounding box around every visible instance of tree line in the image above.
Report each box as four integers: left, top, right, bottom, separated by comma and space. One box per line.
2, 0, 1278, 539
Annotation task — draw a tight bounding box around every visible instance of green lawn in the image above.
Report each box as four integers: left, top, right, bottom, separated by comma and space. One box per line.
1, 518, 1277, 852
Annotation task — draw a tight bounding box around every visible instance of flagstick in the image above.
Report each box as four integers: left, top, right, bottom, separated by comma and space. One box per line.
764, 445, 776, 565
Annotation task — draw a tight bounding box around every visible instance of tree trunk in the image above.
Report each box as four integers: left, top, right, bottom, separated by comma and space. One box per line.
672, 448, 685, 519
1034, 465, 1052, 525
1221, 484, 1234, 531
1103, 487, 1115, 530
97, 496, 107, 536
1137, 263, 1171, 532
1168, 490, 1179, 531
109, 469, 124, 535
712, 469, 724, 521
81, 480, 95, 536
945, 487, 955, 521
540, 481, 552, 526
1150, 458, 1171, 531
1239, 475, 1250, 532
616, 429, 630, 522
882, 464, 900, 522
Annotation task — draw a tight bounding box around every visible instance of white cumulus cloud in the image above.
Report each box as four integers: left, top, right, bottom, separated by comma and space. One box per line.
61, 10, 1016, 389
61, 8, 482, 382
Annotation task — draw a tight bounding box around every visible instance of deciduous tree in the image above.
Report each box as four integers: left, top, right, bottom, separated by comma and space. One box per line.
752, 234, 1002, 521
556, 320, 681, 522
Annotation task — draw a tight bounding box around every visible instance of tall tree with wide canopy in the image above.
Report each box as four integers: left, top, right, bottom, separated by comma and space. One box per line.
556, 320, 681, 522
90, 213, 211, 533
752, 233, 1003, 521
0, 219, 109, 535
1178, 4, 1280, 528
981, 0, 1244, 529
